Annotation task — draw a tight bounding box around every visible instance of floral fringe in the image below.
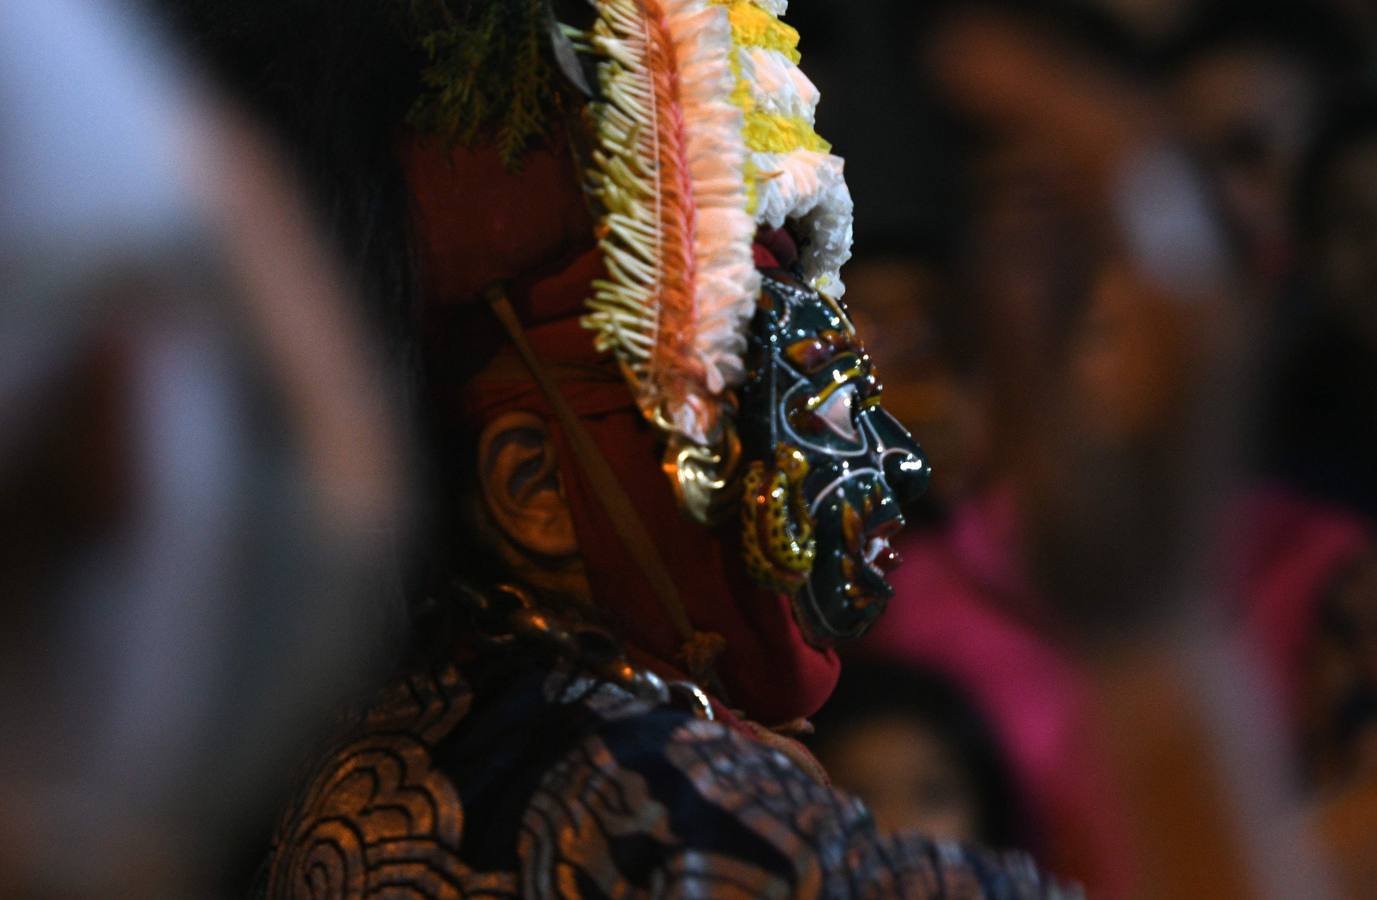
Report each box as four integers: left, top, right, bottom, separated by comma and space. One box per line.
579, 0, 853, 445
581, 0, 757, 445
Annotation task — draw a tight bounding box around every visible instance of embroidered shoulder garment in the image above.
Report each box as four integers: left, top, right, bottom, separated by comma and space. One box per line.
258, 660, 1075, 899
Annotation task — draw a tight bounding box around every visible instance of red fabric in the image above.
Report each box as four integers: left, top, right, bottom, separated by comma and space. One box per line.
755, 226, 798, 270
406, 138, 840, 724
403, 134, 595, 305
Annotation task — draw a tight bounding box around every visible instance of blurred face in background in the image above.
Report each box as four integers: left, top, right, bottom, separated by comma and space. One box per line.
1084, 0, 1192, 43
1312, 134, 1377, 350
1304, 554, 1377, 791
959, 142, 1105, 487
1070, 257, 1191, 448
1173, 45, 1321, 279
846, 259, 989, 509
821, 714, 981, 841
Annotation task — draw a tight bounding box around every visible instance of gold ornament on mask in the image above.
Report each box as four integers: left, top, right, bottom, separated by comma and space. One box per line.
740, 445, 816, 594
660, 413, 744, 526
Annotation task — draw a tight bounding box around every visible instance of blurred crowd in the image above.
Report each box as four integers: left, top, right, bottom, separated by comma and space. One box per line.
6, 0, 1377, 897
799, 1, 1377, 897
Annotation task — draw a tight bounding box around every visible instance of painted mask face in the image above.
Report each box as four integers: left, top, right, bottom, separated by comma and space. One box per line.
738, 269, 931, 645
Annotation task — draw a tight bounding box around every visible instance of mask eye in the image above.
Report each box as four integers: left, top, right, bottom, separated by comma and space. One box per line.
812, 383, 861, 442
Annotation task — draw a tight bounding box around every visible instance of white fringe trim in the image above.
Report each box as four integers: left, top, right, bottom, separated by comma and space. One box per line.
730, 16, 855, 299
738, 46, 819, 122
750, 149, 853, 297
582, 0, 852, 446
663, 0, 759, 415
583, 0, 757, 446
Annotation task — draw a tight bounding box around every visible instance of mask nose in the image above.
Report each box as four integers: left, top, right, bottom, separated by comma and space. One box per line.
883, 448, 930, 506
873, 409, 931, 506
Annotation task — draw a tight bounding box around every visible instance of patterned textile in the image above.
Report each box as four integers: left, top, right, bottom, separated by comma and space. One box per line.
259, 658, 1074, 898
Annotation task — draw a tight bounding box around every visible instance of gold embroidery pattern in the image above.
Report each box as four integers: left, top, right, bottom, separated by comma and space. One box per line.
663, 719, 850, 898
659, 720, 1063, 899
263, 666, 1067, 898
519, 735, 676, 897
264, 667, 518, 899
519, 728, 790, 898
